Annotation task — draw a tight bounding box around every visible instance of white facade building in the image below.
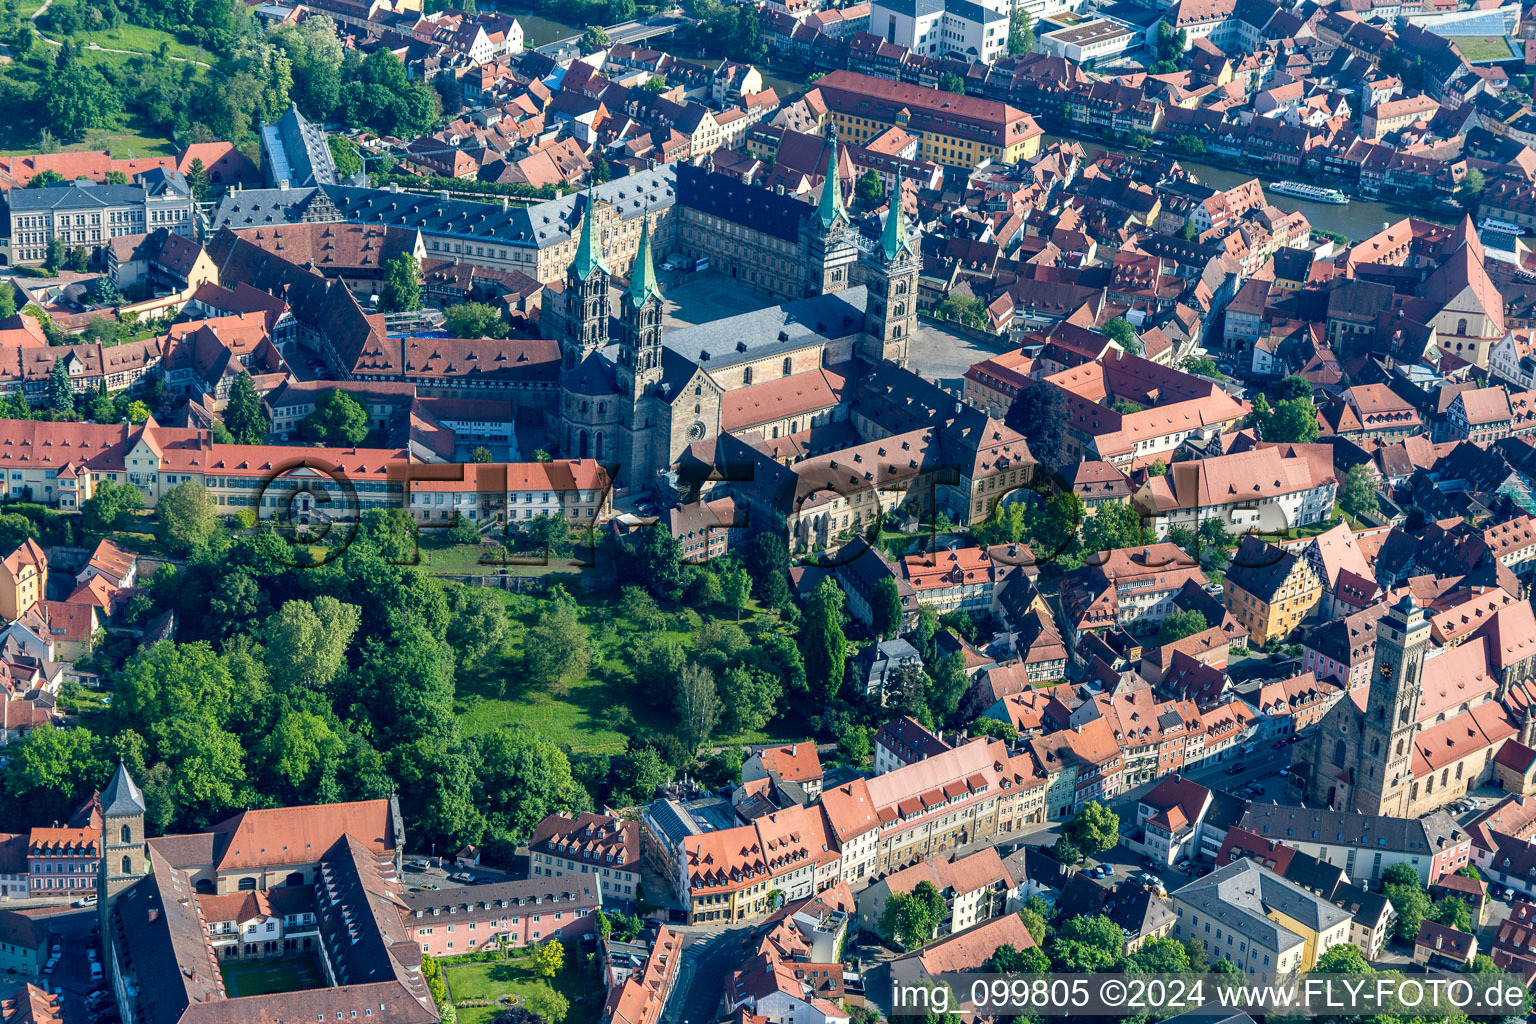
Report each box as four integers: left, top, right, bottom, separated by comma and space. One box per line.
869, 0, 1009, 62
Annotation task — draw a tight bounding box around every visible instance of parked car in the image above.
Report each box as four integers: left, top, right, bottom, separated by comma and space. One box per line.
407, 859, 431, 871
74, 894, 98, 908
447, 872, 474, 883
1225, 764, 1244, 775
1102, 864, 1115, 876
1279, 768, 1289, 777
91, 962, 103, 982
1492, 883, 1509, 899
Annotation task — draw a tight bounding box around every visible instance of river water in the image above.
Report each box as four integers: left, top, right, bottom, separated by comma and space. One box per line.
491, 8, 587, 45
1041, 133, 1453, 242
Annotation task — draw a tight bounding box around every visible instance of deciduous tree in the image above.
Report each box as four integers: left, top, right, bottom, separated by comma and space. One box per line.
262, 597, 361, 692
1062, 800, 1120, 856
871, 575, 903, 638
381, 252, 422, 312
1340, 463, 1380, 519
526, 603, 591, 692
302, 389, 370, 444
157, 479, 218, 554
81, 477, 143, 535
674, 662, 721, 750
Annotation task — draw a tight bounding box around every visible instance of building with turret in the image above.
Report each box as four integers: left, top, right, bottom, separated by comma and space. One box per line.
546, 149, 922, 493
1302, 593, 1536, 818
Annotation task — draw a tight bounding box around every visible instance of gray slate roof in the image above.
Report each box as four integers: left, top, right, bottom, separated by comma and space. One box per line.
214, 168, 680, 250
102, 762, 146, 817
1239, 803, 1463, 856
1172, 859, 1349, 954
263, 103, 338, 187
9, 173, 190, 211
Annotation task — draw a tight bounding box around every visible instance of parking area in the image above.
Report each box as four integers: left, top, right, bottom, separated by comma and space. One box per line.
25, 907, 111, 1024
400, 857, 510, 893
905, 320, 1004, 390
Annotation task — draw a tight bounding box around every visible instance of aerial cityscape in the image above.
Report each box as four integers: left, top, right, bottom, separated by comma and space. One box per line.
3, 0, 1536, 1020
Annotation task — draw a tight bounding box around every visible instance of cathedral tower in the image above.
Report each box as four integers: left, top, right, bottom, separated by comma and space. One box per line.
617, 216, 664, 400
99, 762, 148, 900
1353, 594, 1430, 816
859, 166, 918, 366
561, 200, 611, 370
799, 126, 857, 298
615, 216, 665, 490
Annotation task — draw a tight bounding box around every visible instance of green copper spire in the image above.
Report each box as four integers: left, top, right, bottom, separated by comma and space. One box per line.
817, 126, 847, 231
572, 201, 610, 282
628, 216, 661, 307
881, 167, 913, 261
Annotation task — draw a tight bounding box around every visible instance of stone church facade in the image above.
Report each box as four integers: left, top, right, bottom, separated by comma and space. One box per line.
548, 135, 920, 493
1305, 594, 1536, 819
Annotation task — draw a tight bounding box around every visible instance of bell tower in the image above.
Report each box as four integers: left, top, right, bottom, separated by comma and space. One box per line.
799, 125, 857, 298
1354, 594, 1430, 817
99, 762, 148, 900
561, 200, 611, 371
860, 166, 918, 366
617, 216, 664, 400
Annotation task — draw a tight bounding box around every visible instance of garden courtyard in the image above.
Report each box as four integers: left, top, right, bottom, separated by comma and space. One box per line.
441, 945, 596, 1024
218, 955, 326, 997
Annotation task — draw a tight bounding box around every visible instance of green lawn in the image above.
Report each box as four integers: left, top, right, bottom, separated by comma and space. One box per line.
1446, 35, 1515, 60
414, 539, 592, 577
71, 24, 211, 62
219, 955, 326, 997
453, 588, 798, 755
0, 104, 180, 159
444, 947, 599, 1024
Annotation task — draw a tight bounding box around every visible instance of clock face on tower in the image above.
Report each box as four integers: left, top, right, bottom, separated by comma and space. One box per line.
1381, 662, 1394, 678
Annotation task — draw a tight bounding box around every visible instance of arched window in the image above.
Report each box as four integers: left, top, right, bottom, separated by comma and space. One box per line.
120, 824, 131, 844
1370, 739, 1380, 756
238, 877, 257, 891
743, 366, 753, 385
595, 433, 605, 460
578, 430, 589, 459
1332, 739, 1348, 768
782, 357, 792, 376
1457, 318, 1468, 336
122, 856, 131, 875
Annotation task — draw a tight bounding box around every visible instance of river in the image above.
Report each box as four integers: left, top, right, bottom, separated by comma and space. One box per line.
1041, 133, 1454, 242
488, 8, 587, 46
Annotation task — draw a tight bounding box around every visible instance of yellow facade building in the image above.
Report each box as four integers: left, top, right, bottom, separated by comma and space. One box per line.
813, 70, 1042, 168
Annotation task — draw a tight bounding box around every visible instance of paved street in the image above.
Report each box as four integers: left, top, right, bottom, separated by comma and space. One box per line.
660, 926, 750, 1024
20, 906, 101, 1024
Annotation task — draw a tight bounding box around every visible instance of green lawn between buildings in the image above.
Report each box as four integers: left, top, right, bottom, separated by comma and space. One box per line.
453, 588, 796, 755
443, 946, 599, 1024
218, 955, 326, 997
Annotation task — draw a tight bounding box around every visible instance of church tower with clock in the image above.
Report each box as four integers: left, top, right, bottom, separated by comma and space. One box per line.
1316, 594, 1430, 815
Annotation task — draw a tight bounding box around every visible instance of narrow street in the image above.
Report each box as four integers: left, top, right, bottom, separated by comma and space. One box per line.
660, 926, 751, 1024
